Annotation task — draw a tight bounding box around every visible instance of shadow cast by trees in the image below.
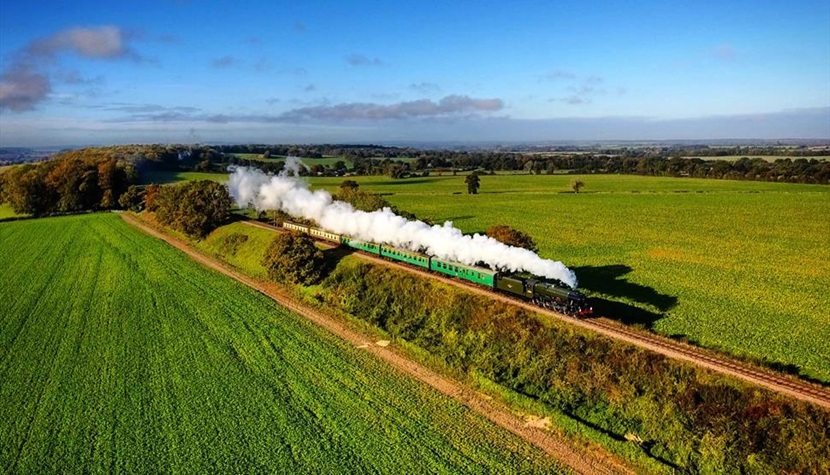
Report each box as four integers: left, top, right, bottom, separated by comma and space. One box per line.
321, 246, 354, 275
574, 265, 678, 328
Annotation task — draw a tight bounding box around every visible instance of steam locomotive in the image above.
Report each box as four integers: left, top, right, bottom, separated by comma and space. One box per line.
282, 221, 593, 317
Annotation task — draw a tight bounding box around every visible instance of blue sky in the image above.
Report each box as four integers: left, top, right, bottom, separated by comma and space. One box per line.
1, 0, 828, 146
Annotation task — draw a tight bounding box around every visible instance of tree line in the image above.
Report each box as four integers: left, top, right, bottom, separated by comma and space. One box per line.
210, 144, 830, 184
0, 156, 136, 216
3, 145, 828, 209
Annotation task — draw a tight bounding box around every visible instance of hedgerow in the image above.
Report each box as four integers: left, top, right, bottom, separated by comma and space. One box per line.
321, 260, 830, 474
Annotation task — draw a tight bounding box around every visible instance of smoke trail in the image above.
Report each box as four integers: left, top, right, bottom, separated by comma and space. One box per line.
228, 161, 578, 288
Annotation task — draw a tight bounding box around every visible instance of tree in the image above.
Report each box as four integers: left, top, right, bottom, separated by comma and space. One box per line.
486, 225, 538, 252
339, 179, 359, 192
571, 179, 585, 193
2, 165, 53, 216
261, 231, 326, 285
335, 180, 393, 212
465, 172, 481, 194
153, 180, 232, 238
118, 185, 145, 211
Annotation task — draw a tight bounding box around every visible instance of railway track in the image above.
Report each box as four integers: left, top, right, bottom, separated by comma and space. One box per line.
244, 219, 830, 409
586, 317, 830, 407
410, 263, 830, 409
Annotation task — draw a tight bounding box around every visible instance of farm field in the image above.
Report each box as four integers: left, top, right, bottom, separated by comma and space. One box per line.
234, 153, 350, 168
681, 155, 828, 162
0, 214, 562, 474
307, 174, 830, 382
309, 173, 830, 195
139, 170, 228, 184
0, 203, 23, 220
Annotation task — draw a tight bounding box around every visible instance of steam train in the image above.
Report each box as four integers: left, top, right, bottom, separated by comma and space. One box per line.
282, 221, 593, 317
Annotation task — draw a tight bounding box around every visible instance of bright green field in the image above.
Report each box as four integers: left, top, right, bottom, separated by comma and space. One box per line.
234, 153, 351, 168
139, 170, 228, 184
309, 174, 830, 382
0, 214, 561, 474
0, 203, 23, 220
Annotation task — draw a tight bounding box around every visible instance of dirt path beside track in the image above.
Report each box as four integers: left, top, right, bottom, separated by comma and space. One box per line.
123, 214, 634, 475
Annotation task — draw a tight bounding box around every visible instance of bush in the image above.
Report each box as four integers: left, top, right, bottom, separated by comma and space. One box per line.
218, 233, 249, 256
485, 225, 538, 252
261, 231, 325, 285
335, 187, 391, 212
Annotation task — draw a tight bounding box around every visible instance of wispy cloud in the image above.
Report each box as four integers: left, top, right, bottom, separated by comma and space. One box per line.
104, 95, 504, 124
540, 69, 576, 81
100, 102, 201, 114
25, 26, 139, 61
346, 54, 385, 66
278, 94, 504, 121
1, 26, 142, 111
58, 70, 104, 85
409, 82, 441, 94
211, 55, 239, 68
543, 72, 613, 105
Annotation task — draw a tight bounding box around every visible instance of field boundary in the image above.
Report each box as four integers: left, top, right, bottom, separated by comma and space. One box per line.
122, 213, 635, 475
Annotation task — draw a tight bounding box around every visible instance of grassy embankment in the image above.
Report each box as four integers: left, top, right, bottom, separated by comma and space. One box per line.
308, 174, 830, 383
194, 217, 829, 474
0, 214, 562, 474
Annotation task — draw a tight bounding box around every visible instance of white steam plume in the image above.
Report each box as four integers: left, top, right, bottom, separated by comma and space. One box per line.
228, 160, 578, 288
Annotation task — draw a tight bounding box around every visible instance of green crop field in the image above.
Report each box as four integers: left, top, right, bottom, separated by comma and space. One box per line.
234, 153, 351, 168
0, 203, 23, 220
681, 155, 828, 162
308, 174, 830, 382
0, 213, 561, 474
139, 170, 228, 184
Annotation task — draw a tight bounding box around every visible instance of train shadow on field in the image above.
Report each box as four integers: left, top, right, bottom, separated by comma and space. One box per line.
574, 264, 678, 329
587, 298, 665, 328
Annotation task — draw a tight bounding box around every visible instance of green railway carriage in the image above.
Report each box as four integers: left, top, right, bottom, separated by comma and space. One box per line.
379, 245, 431, 269
343, 237, 381, 255
430, 258, 497, 287
281, 221, 590, 316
